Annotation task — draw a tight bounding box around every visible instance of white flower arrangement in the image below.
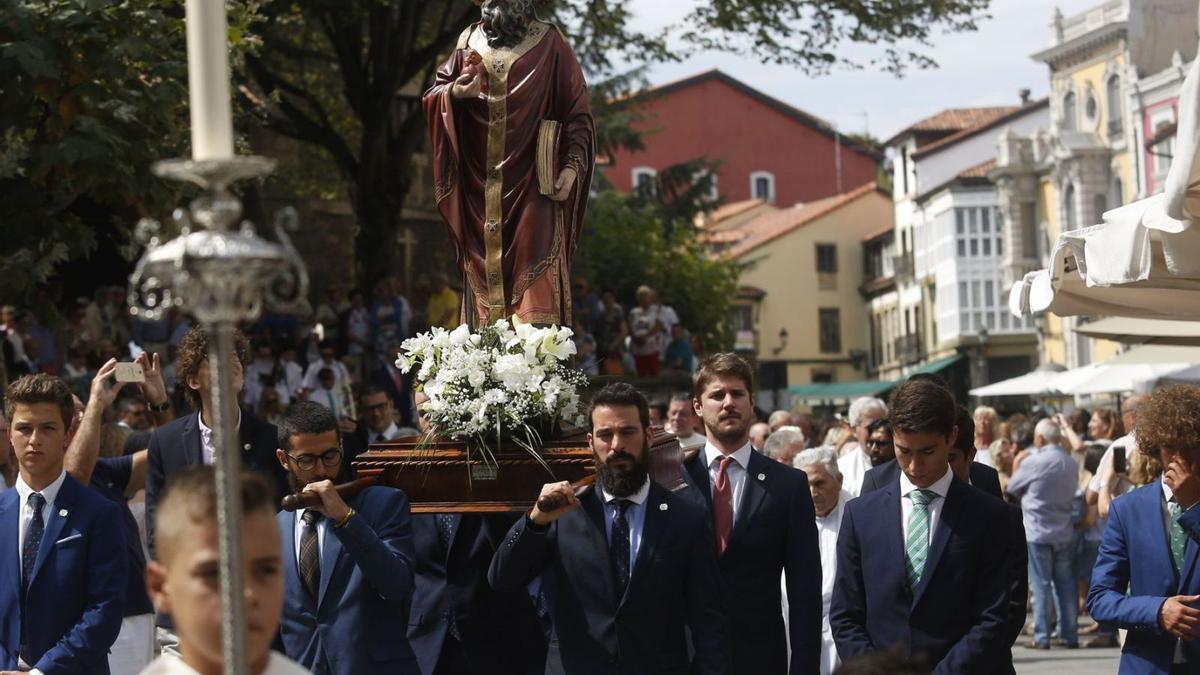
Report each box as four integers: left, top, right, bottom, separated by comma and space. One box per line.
396, 317, 589, 464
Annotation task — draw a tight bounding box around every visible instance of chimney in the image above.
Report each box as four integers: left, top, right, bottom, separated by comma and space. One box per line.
1019, 88, 1032, 105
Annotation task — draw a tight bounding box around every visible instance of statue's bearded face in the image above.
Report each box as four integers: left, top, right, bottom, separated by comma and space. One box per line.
480, 0, 534, 49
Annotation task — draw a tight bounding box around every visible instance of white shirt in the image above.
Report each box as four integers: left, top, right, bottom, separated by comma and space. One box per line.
282, 361, 305, 398
139, 652, 311, 675
704, 441, 753, 524
311, 386, 348, 418
15, 469, 67, 562
197, 410, 242, 466
303, 359, 351, 393
816, 489, 852, 675
837, 444, 872, 497
293, 507, 329, 569
898, 466, 954, 545
674, 432, 706, 451
368, 422, 403, 444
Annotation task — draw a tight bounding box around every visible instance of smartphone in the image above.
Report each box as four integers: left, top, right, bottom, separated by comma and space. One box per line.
1112, 445, 1127, 475
114, 362, 146, 383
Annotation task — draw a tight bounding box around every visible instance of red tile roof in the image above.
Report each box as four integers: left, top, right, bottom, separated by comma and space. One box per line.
958, 159, 997, 179
885, 106, 1021, 146
717, 182, 882, 259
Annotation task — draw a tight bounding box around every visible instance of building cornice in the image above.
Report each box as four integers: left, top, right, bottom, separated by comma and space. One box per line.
1032, 22, 1127, 69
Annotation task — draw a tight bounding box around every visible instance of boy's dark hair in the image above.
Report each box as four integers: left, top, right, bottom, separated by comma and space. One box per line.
277, 400, 340, 451
5, 374, 74, 429
588, 382, 650, 432
953, 406, 975, 455
888, 378, 957, 438
693, 352, 755, 399
155, 466, 274, 563
176, 325, 249, 411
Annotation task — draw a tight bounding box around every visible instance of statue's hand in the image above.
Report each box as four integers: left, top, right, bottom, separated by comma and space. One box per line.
550, 166, 577, 202
451, 71, 482, 100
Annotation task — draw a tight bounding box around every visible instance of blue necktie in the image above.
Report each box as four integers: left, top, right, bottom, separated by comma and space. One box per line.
22, 492, 45, 596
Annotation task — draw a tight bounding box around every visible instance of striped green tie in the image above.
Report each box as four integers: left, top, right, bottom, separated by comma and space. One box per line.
1170, 500, 1187, 574
906, 488, 936, 587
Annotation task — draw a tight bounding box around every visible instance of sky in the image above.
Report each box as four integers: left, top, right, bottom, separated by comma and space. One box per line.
625, 0, 1105, 141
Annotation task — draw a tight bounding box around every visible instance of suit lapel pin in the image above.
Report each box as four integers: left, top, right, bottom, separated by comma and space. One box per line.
757, 473, 766, 481
243, 443, 252, 453
58, 509, 68, 517
659, 503, 668, 511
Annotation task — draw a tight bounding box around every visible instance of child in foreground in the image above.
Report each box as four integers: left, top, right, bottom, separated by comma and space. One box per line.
140, 466, 309, 675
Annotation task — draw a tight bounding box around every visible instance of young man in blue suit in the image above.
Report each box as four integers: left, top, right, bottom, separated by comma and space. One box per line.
146, 326, 286, 556
830, 378, 1012, 674
274, 401, 420, 675
490, 382, 733, 675
1088, 384, 1200, 674
0, 374, 127, 674
681, 352, 822, 674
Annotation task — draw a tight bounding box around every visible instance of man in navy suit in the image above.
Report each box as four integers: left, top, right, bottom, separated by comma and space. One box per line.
274, 401, 420, 675
490, 382, 733, 675
407, 512, 546, 675
859, 409, 1003, 501
1088, 384, 1200, 674
680, 353, 822, 674
0, 374, 126, 674
830, 378, 1011, 673
146, 326, 286, 557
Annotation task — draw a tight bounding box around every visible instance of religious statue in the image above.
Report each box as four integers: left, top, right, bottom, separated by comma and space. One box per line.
423, 0, 596, 326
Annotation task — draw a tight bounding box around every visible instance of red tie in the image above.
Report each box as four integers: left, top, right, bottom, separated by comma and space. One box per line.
713, 455, 734, 555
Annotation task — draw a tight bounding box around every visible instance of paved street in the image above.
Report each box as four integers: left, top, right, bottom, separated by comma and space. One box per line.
1011, 614, 1121, 673
1012, 642, 1120, 673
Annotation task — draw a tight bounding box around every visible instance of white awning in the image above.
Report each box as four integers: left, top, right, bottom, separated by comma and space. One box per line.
1010, 52, 1200, 320
1074, 317, 1200, 345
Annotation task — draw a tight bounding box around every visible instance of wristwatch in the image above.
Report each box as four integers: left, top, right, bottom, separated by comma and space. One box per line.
148, 399, 170, 413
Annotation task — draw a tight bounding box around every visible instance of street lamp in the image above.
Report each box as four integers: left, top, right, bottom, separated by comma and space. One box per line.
128, 157, 308, 675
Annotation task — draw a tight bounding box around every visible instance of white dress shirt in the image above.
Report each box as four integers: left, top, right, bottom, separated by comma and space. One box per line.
15, 469, 67, 562
704, 441, 753, 524
293, 507, 329, 567
898, 466, 954, 545
367, 422, 402, 444
197, 410, 242, 466
837, 443, 872, 497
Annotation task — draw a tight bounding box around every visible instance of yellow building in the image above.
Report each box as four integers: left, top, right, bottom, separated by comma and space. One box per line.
704, 183, 893, 410
995, 0, 1197, 368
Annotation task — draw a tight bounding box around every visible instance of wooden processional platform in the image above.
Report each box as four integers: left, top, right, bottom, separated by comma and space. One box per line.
352, 427, 687, 513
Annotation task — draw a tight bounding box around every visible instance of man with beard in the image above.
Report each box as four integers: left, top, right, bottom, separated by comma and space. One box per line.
681, 353, 822, 674
273, 401, 420, 675
489, 382, 732, 675
423, 0, 595, 325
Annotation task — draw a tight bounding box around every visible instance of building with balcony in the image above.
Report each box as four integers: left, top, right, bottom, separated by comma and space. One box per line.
886, 99, 1050, 395
994, 0, 1197, 369
703, 183, 893, 411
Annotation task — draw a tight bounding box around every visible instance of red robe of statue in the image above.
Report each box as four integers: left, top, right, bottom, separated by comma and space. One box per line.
423, 20, 595, 326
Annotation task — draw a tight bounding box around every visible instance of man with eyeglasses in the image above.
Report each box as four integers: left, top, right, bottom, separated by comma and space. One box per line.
274, 400, 421, 675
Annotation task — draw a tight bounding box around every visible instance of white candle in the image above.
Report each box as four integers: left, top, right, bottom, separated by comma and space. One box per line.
185, 0, 234, 160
